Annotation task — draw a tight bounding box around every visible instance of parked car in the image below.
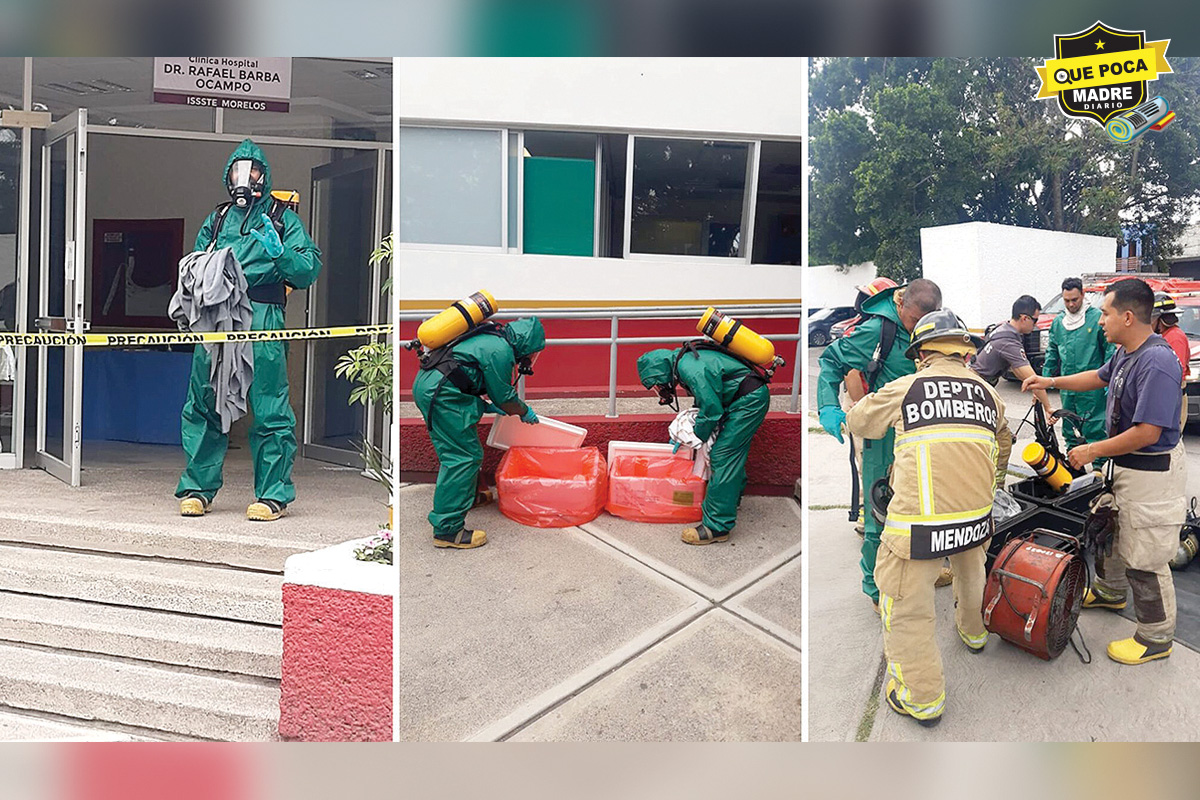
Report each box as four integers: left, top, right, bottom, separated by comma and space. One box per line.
830, 315, 859, 341
809, 306, 857, 347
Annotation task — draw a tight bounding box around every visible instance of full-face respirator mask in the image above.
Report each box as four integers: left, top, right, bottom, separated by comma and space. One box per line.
226, 159, 266, 209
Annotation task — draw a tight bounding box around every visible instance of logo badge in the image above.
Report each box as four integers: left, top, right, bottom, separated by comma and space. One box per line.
1058, 22, 1145, 123
1036, 21, 1174, 140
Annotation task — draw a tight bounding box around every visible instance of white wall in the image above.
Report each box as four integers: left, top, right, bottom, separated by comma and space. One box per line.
921, 222, 1116, 331
397, 58, 804, 138
806, 263, 875, 309
1174, 225, 1200, 262
398, 249, 801, 308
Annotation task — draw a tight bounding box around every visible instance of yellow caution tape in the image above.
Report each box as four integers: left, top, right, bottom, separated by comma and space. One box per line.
0, 323, 393, 347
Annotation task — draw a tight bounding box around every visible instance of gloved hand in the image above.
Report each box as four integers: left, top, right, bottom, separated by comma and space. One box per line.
249, 213, 284, 258
520, 407, 539, 425
819, 406, 846, 444
481, 401, 504, 415
671, 440, 682, 454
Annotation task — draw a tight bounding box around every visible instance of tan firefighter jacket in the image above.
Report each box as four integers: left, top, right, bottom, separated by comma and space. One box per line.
845, 352, 1012, 560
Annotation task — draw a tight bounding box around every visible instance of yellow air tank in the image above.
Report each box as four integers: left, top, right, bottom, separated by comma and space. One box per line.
416, 290, 498, 350
1022, 442, 1073, 493
697, 307, 776, 367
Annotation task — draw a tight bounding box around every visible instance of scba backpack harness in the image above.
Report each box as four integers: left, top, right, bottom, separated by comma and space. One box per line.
207, 192, 298, 306
658, 339, 775, 412
417, 322, 533, 432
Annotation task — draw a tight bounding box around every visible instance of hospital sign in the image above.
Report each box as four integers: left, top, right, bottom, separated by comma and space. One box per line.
153, 57, 293, 113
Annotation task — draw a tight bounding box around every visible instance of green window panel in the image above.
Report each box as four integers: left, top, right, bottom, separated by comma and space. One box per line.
523, 156, 595, 257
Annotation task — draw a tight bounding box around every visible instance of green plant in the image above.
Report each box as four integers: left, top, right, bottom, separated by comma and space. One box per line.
335, 233, 395, 499
335, 233, 393, 415
354, 529, 393, 566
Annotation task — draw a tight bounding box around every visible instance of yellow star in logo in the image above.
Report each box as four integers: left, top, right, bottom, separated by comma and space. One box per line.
1096, 39, 1106, 50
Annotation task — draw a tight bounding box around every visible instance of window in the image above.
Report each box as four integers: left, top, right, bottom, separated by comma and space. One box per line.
399, 127, 504, 247
597, 133, 627, 258
521, 131, 597, 257
752, 140, 803, 265
628, 137, 750, 258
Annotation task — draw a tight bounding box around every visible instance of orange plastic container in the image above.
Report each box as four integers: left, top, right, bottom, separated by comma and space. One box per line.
606, 455, 707, 523
496, 447, 608, 528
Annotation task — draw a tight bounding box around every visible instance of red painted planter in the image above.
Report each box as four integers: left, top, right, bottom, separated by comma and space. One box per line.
279, 540, 393, 742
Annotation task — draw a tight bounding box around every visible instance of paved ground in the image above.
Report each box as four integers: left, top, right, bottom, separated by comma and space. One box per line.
0, 441, 390, 555
809, 347, 1200, 741
398, 482, 801, 741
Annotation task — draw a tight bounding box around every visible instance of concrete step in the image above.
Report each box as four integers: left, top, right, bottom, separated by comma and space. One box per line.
0, 544, 282, 625
0, 642, 280, 741
0, 592, 281, 679
0, 513, 318, 572
0, 708, 148, 741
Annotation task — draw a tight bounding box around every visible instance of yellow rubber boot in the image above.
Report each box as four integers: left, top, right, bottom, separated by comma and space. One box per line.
434, 529, 488, 549
885, 679, 942, 728
180, 495, 210, 517
1107, 636, 1172, 665
958, 626, 987, 654
247, 499, 287, 522
682, 524, 730, 545
1083, 587, 1127, 610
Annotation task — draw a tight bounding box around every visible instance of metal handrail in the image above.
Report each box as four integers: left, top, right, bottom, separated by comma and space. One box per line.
398, 304, 802, 321
401, 304, 804, 418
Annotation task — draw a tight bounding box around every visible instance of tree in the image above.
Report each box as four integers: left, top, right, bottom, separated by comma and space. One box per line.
809, 57, 1200, 281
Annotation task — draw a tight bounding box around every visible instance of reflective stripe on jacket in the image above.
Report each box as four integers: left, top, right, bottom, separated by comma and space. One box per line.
845, 352, 1012, 559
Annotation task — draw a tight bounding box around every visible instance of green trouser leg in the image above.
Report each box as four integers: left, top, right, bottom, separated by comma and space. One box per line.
248, 341, 297, 504
175, 301, 298, 504
860, 430, 895, 604
701, 386, 770, 533
1063, 389, 1108, 468
413, 371, 485, 536
176, 343, 227, 502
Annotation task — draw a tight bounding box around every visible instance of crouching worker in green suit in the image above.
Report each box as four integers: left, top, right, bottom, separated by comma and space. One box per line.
636, 345, 771, 545
413, 317, 547, 549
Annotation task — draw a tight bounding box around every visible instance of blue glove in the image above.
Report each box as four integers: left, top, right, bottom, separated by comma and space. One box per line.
520, 407, 539, 425
819, 406, 846, 444
671, 440, 682, 454
481, 401, 504, 415
249, 213, 284, 258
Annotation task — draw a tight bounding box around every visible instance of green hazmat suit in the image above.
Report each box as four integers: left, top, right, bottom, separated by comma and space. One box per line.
413, 318, 546, 536
636, 347, 770, 534
175, 139, 322, 505
1042, 306, 1113, 452
816, 287, 915, 603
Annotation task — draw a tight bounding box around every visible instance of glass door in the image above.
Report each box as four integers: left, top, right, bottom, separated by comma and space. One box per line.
35, 109, 87, 486
302, 150, 382, 466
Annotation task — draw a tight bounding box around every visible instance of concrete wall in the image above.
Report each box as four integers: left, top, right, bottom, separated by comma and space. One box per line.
399, 413, 803, 495
397, 58, 804, 139
806, 263, 875, 309
921, 222, 1116, 331
398, 249, 801, 308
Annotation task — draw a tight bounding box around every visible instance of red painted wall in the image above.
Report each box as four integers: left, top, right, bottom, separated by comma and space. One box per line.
399, 412, 803, 496
400, 314, 801, 399
279, 585, 393, 742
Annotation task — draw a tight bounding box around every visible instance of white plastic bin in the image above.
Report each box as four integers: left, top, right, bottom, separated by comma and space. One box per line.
606, 440, 694, 463
486, 414, 587, 450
